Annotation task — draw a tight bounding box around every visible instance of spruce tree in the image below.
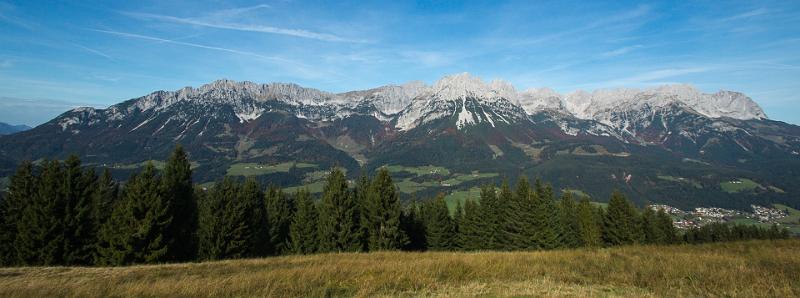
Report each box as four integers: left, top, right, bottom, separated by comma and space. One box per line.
197, 178, 244, 260
655, 208, 678, 244
603, 191, 640, 246
594, 204, 606, 242
264, 186, 293, 255
92, 168, 118, 228
97, 163, 171, 265
452, 201, 464, 250
477, 183, 501, 250
640, 207, 660, 244
576, 197, 602, 247
317, 168, 362, 252
240, 178, 268, 257
364, 167, 407, 251
0, 161, 35, 266
196, 178, 265, 260
495, 180, 515, 249
161, 145, 197, 261
91, 168, 118, 264
457, 199, 488, 251
15, 160, 66, 265
62, 155, 98, 265
422, 194, 456, 251
289, 189, 318, 254
501, 177, 537, 250
195, 186, 217, 260
353, 173, 370, 250
532, 180, 560, 249
400, 199, 427, 251
557, 192, 580, 248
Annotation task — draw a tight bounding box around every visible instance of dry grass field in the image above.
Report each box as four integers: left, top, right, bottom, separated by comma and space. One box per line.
1, 239, 798, 297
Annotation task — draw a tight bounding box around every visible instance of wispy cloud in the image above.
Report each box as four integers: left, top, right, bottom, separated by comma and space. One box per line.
399, 50, 461, 67
686, 7, 772, 34
0, 59, 12, 68
0, 2, 34, 30
721, 8, 769, 22
90, 28, 341, 80
208, 4, 271, 18
602, 45, 643, 57
573, 67, 715, 90
487, 5, 652, 48
74, 44, 114, 61
123, 11, 367, 43
617, 67, 712, 83
90, 29, 293, 62
90, 74, 121, 82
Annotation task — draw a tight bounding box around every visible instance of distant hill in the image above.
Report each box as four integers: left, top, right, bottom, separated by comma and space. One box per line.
0, 122, 31, 136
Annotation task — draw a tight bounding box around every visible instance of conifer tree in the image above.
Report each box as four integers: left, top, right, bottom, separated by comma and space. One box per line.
264, 186, 293, 255
557, 192, 580, 248
495, 180, 516, 249
161, 145, 197, 261
91, 168, 118, 264
595, 203, 606, 240
289, 189, 318, 254
477, 183, 501, 250
655, 208, 678, 244
197, 178, 247, 260
576, 197, 602, 247
194, 177, 268, 259
92, 168, 118, 229
0, 161, 35, 266
353, 173, 370, 250
317, 168, 362, 252
452, 201, 464, 250
15, 159, 66, 265
400, 199, 426, 251
62, 155, 98, 265
532, 180, 561, 249
501, 177, 538, 250
240, 178, 268, 256
603, 191, 640, 246
640, 207, 660, 244
97, 163, 171, 265
364, 167, 407, 251
422, 194, 456, 251
457, 199, 488, 251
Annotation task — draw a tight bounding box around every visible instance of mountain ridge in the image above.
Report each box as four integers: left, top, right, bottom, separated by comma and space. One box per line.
53, 73, 770, 133
1, 73, 797, 210
0, 122, 31, 136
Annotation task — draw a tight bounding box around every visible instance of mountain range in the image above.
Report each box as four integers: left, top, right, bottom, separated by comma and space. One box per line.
1, 73, 798, 210
0, 122, 31, 136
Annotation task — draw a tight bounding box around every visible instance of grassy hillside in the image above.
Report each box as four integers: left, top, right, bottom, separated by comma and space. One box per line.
1, 240, 798, 297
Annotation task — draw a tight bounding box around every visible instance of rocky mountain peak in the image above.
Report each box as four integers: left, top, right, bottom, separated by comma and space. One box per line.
549, 84, 768, 122
430, 72, 517, 102
518, 87, 567, 114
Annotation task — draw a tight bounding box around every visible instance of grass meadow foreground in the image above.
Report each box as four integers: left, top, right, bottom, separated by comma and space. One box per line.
1, 239, 798, 297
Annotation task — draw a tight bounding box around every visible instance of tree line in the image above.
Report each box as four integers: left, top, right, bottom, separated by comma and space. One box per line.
0, 146, 790, 266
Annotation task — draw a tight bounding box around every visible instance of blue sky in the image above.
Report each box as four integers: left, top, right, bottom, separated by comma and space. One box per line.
0, 0, 799, 126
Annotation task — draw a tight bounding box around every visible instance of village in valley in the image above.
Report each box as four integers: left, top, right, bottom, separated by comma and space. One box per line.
648, 203, 800, 234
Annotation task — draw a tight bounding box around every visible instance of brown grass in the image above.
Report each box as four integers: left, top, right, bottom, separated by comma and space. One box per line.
1, 240, 799, 297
